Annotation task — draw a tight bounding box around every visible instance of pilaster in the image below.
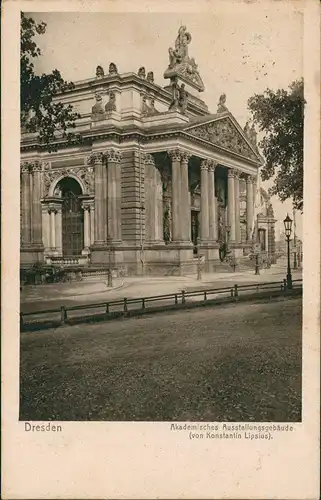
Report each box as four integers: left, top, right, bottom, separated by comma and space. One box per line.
86, 151, 106, 246
234, 171, 241, 243
106, 148, 122, 245
208, 160, 218, 242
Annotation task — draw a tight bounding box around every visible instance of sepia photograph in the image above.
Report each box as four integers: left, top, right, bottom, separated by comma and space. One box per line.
18, 9, 305, 424
2, 0, 320, 497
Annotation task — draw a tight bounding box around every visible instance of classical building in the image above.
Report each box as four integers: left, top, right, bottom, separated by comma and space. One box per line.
20, 26, 273, 275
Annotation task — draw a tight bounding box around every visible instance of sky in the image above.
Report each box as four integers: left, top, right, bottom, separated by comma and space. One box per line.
27, 8, 303, 239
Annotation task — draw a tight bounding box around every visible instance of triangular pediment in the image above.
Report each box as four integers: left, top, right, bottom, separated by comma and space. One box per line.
183, 113, 262, 163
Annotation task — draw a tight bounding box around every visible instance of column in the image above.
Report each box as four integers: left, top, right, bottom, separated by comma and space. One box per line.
89, 203, 95, 245
55, 204, 62, 255
87, 152, 105, 245
208, 161, 217, 242
106, 149, 122, 244
181, 152, 191, 242
227, 168, 236, 241
234, 171, 241, 243
246, 174, 254, 241
82, 204, 91, 249
200, 159, 209, 241
31, 162, 43, 246
48, 208, 57, 249
155, 166, 164, 242
143, 153, 156, 243
21, 163, 31, 245
167, 149, 182, 242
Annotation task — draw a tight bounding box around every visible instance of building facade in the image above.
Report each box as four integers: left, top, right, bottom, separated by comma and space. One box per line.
20, 26, 274, 275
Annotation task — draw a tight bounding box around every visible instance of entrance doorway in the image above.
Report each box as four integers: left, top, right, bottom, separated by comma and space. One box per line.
57, 177, 84, 256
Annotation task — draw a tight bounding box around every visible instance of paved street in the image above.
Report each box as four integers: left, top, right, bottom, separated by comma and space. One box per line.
20, 295, 302, 422
21, 259, 302, 316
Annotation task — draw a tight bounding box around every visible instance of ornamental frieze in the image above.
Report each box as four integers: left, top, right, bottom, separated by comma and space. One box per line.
185, 117, 258, 161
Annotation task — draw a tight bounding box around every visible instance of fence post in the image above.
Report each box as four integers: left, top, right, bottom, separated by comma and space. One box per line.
181, 290, 186, 304
234, 284, 238, 297
230, 288, 234, 297
123, 297, 128, 313
204, 291, 207, 301
60, 306, 67, 325
105, 303, 109, 314
174, 294, 178, 305
142, 298, 145, 310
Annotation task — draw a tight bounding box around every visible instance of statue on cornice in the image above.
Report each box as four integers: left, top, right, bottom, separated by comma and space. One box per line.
244, 120, 251, 137
164, 26, 205, 92
96, 65, 104, 78
178, 83, 188, 114
169, 76, 180, 111
92, 93, 104, 115
138, 67, 146, 79
249, 123, 258, 147
217, 93, 228, 113
105, 91, 117, 112
108, 62, 118, 75
146, 71, 154, 83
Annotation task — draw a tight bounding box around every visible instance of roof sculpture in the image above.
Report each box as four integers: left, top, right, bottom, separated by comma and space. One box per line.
164, 26, 205, 92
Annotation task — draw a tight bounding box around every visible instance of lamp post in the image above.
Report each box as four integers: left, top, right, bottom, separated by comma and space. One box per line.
293, 209, 297, 270
283, 213, 293, 290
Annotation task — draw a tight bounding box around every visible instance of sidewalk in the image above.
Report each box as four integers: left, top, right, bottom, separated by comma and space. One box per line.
21, 262, 302, 308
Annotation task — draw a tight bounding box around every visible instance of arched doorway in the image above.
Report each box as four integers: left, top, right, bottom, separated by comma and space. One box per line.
56, 177, 84, 256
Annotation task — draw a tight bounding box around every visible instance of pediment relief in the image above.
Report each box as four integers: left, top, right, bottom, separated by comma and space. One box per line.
184, 116, 259, 162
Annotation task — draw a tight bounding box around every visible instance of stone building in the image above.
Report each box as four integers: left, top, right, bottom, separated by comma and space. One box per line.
253, 187, 277, 263
20, 26, 271, 275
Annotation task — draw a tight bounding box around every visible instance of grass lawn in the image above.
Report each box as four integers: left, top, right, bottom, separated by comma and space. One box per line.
20, 296, 302, 421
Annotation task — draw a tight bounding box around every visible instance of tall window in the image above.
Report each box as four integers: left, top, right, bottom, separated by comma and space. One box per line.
57, 177, 84, 256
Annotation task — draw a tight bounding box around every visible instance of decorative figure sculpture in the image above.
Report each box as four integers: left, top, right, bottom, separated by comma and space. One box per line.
91, 93, 104, 115
146, 71, 154, 83
141, 94, 149, 116
141, 93, 160, 116
244, 120, 251, 137
108, 62, 118, 75
96, 65, 104, 78
105, 91, 117, 112
168, 76, 180, 111
54, 185, 62, 198
249, 123, 258, 147
217, 93, 228, 113
138, 67, 146, 79
164, 26, 205, 92
178, 83, 188, 114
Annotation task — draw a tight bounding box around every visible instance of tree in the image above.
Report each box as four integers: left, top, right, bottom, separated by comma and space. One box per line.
248, 79, 304, 211
21, 13, 81, 152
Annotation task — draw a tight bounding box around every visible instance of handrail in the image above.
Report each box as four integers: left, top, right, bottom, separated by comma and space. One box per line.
20, 278, 302, 328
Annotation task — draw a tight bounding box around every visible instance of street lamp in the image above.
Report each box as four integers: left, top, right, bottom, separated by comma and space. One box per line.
283, 213, 293, 290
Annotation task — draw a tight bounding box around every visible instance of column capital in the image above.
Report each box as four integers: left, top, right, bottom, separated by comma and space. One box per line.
106, 148, 122, 163
181, 152, 191, 165
21, 162, 31, 174
82, 202, 91, 211
48, 207, 57, 215
86, 151, 104, 166
234, 170, 241, 180
246, 174, 256, 184
200, 159, 210, 171
21, 160, 41, 173
30, 161, 42, 173
142, 152, 155, 165
228, 168, 237, 178
208, 160, 218, 172
167, 148, 183, 162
